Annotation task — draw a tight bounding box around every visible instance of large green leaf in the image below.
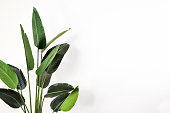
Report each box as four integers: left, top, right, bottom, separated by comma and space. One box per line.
45, 83, 74, 98
20, 24, 34, 71
41, 28, 71, 53
60, 86, 79, 111
0, 88, 25, 108
50, 93, 69, 112
0, 60, 18, 89
8, 64, 27, 90
32, 7, 46, 49
42, 43, 69, 74
36, 45, 59, 76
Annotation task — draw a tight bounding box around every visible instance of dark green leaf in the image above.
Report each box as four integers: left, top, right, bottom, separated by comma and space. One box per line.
42, 43, 69, 74
50, 93, 69, 112
37, 71, 52, 88
36, 45, 59, 75
8, 64, 27, 90
0, 60, 18, 89
20, 24, 34, 71
45, 83, 74, 98
0, 88, 25, 108
60, 86, 79, 111
41, 28, 71, 53
32, 7, 46, 49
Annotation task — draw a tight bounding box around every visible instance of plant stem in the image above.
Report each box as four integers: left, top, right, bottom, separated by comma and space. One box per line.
35, 49, 39, 113
27, 70, 32, 113
17, 89, 30, 113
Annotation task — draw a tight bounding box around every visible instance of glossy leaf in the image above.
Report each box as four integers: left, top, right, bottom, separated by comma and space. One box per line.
36, 45, 59, 75
20, 24, 34, 70
42, 43, 69, 74
0, 88, 25, 108
50, 93, 69, 112
32, 7, 46, 49
0, 60, 18, 89
37, 71, 52, 88
60, 86, 79, 111
45, 83, 74, 98
41, 28, 71, 53
8, 64, 27, 90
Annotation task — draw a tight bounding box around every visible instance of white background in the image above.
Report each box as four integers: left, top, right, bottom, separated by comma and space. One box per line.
0, 0, 170, 113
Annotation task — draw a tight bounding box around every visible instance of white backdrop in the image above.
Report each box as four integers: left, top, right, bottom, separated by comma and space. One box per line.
0, 0, 170, 113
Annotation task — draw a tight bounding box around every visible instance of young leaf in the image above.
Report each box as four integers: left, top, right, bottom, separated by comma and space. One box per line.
32, 7, 46, 49
8, 64, 27, 90
41, 28, 71, 53
20, 24, 34, 71
0, 88, 25, 108
42, 43, 69, 74
45, 83, 74, 98
0, 60, 18, 89
60, 86, 79, 111
36, 45, 59, 75
37, 71, 52, 88
50, 93, 69, 112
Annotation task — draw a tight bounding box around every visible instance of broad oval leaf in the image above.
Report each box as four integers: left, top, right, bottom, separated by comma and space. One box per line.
8, 64, 27, 90
45, 83, 74, 98
60, 86, 79, 111
0, 60, 18, 89
37, 71, 52, 88
0, 88, 25, 108
32, 7, 46, 49
50, 93, 69, 112
42, 43, 69, 74
41, 28, 71, 53
20, 24, 34, 70
36, 45, 59, 76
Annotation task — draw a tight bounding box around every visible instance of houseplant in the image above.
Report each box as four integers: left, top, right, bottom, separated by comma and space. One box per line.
0, 7, 79, 113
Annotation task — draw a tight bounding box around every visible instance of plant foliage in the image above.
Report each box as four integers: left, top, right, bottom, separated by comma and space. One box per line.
0, 7, 79, 113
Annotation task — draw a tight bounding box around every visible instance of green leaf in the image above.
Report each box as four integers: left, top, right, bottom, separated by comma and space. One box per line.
20, 24, 34, 71
36, 45, 60, 75
32, 7, 46, 49
41, 28, 71, 53
60, 86, 79, 111
0, 88, 25, 108
8, 64, 27, 90
50, 93, 69, 112
0, 60, 18, 89
37, 71, 52, 88
45, 83, 74, 98
42, 43, 69, 74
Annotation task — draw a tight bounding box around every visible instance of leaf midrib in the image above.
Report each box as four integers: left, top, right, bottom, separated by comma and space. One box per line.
46, 90, 71, 96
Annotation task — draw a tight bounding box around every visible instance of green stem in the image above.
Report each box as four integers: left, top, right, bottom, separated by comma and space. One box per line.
17, 89, 30, 113
27, 71, 32, 113
41, 28, 71, 53
35, 49, 39, 113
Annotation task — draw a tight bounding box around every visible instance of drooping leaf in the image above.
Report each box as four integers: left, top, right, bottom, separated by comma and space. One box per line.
36, 45, 59, 76
41, 28, 71, 53
50, 93, 69, 112
60, 86, 79, 111
37, 71, 52, 88
0, 60, 18, 89
32, 7, 46, 49
42, 43, 69, 74
8, 64, 27, 90
45, 83, 74, 98
20, 24, 34, 71
0, 88, 25, 108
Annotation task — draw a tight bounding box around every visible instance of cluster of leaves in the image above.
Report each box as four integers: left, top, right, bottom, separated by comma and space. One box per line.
0, 7, 79, 113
